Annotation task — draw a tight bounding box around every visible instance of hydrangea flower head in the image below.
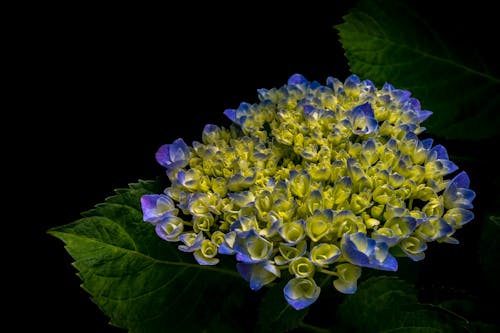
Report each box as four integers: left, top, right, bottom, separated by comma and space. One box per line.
141, 73, 476, 309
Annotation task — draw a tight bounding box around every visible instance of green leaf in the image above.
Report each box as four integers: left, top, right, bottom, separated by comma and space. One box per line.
256, 273, 308, 333
335, 0, 500, 140
479, 215, 500, 295
48, 180, 251, 333
336, 276, 470, 333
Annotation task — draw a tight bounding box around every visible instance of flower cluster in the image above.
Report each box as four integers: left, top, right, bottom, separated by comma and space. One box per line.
141, 73, 475, 310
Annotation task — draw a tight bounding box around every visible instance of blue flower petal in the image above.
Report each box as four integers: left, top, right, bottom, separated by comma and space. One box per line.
233, 229, 273, 263
333, 263, 362, 294
341, 232, 372, 267
237, 262, 280, 291
218, 231, 237, 255
428, 144, 449, 161
350, 102, 378, 135
344, 74, 361, 89
421, 138, 434, 149
178, 232, 204, 252
288, 73, 309, 86
418, 110, 433, 122
326, 76, 343, 93
284, 278, 321, 310
155, 216, 183, 242
443, 171, 475, 209
140, 194, 177, 224
392, 89, 411, 104
341, 232, 398, 271
223, 108, 237, 123
155, 138, 190, 171
193, 251, 220, 266
451, 170, 471, 188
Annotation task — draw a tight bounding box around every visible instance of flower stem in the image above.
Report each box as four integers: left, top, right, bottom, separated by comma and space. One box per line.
319, 268, 338, 277
298, 322, 331, 333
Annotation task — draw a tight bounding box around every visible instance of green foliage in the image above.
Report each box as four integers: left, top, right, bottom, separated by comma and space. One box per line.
336, 276, 470, 333
335, 0, 500, 140
48, 1, 500, 332
256, 272, 308, 333
480, 215, 500, 295
48, 180, 252, 333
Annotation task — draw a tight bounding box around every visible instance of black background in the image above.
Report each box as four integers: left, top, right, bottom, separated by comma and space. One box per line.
23, 1, 498, 332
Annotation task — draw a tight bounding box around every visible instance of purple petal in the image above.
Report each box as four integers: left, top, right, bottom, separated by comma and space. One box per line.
155, 144, 172, 168
140, 194, 176, 224
155, 138, 190, 170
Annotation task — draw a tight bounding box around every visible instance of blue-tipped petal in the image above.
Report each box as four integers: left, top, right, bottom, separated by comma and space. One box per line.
274, 240, 307, 265
233, 229, 273, 263
443, 171, 475, 209
344, 74, 361, 89
223, 108, 237, 123
373, 242, 398, 271
418, 110, 433, 122
430, 159, 459, 177
416, 217, 454, 241
382, 82, 395, 91
350, 102, 378, 135
333, 263, 362, 294
399, 236, 427, 261
392, 89, 411, 104
155, 216, 184, 242
279, 220, 306, 245
237, 262, 280, 291
451, 170, 471, 188
309, 243, 341, 266
192, 239, 220, 266
326, 76, 343, 93
428, 144, 449, 161
443, 208, 475, 227
288, 73, 309, 86
421, 138, 434, 149
178, 232, 204, 252
155, 138, 191, 170
341, 232, 398, 271
284, 278, 321, 310
341, 232, 372, 267
202, 124, 222, 144
141, 194, 177, 224
218, 231, 237, 255
309, 80, 322, 89
351, 102, 375, 119
193, 251, 219, 265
